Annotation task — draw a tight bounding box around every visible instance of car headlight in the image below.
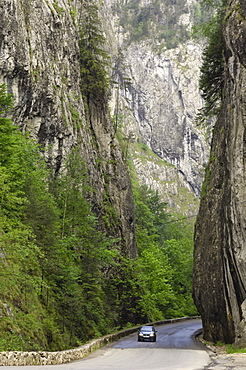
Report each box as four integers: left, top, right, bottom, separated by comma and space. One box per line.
139, 333, 143, 336
149, 333, 154, 336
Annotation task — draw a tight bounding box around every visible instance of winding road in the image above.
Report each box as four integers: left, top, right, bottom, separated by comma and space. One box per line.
4, 319, 211, 370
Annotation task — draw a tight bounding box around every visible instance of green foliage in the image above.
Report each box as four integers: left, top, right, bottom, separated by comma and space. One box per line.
200, 0, 224, 7
0, 86, 119, 350
0, 83, 197, 351
112, 0, 190, 50
198, 14, 225, 119
0, 84, 13, 114
52, 0, 64, 14
134, 184, 197, 321
79, 1, 109, 103
138, 243, 175, 321
0, 85, 49, 351
226, 344, 246, 353
104, 256, 144, 326
134, 185, 169, 249
195, 0, 226, 121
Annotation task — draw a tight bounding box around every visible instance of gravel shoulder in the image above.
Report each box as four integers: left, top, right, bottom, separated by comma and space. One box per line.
198, 336, 246, 369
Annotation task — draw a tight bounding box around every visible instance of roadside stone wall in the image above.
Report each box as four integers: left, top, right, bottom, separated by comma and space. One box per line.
0, 329, 134, 366
0, 317, 199, 366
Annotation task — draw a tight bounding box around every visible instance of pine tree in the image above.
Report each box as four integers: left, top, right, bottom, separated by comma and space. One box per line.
196, 0, 226, 120
79, 0, 109, 103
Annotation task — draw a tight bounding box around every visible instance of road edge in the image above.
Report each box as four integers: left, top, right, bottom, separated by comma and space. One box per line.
0, 316, 201, 366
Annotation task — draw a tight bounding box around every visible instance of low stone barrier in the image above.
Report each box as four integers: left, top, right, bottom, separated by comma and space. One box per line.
0, 316, 200, 366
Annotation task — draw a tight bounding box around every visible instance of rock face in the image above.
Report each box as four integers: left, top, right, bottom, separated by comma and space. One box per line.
0, 0, 209, 259
193, 0, 246, 345
0, 0, 136, 257
119, 41, 208, 197
106, 0, 210, 213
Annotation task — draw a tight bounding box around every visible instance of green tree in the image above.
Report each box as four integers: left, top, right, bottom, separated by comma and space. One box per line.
134, 185, 169, 249
199, 14, 225, 118
138, 243, 175, 321
0, 85, 50, 351
0, 83, 146, 349
134, 184, 196, 320
50, 147, 124, 340
113, 0, 189, 49
0, 80, 197, 351
196, 0, 226, 120
79, 0, 109, 103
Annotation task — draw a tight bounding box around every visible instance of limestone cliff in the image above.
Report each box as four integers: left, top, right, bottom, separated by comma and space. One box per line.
105, 0, 210, 214
0, 0, 136, 257
193, 0, 246, 345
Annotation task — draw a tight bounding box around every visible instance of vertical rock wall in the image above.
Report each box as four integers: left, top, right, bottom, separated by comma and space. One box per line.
0, 0, 136, 257
117, 41, 208, 197
193, 0, 246, 345
106, 0, 210, 202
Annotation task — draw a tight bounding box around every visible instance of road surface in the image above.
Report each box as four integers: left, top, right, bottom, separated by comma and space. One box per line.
4, 319, 211, 370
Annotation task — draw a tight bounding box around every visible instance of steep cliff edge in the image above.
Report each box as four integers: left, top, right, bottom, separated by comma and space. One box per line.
193, 0, 246, 345
0, 0, 136, 257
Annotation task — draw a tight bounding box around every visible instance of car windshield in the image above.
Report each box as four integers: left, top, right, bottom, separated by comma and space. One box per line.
141, 327, 152, 331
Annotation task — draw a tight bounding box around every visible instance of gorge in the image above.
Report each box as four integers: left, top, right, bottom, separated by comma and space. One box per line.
1, 0, 246, 354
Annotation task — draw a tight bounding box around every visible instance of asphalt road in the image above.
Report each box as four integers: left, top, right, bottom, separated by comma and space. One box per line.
4, 319, 211, 370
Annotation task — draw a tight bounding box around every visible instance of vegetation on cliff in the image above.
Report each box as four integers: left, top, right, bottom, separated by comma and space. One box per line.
79, 1, 109, 104
0, 0, 199, 353
196, 0, 226, 120
112, 0, 211, 50
193, 0, 246, 347
134, 184, 196, 320
0, 83, 196, 351
112, 0, 190, 49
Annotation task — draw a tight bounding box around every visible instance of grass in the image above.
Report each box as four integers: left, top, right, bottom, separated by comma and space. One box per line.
214, 341, 246, 354
226, 344, 246, 354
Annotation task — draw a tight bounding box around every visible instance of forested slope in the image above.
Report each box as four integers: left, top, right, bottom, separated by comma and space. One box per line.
0, 0, 197, 351
0, 84, 196, 349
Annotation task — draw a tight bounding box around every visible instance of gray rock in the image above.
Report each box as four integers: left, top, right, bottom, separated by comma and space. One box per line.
193, 0, 246, 346
0, 0, 136, 257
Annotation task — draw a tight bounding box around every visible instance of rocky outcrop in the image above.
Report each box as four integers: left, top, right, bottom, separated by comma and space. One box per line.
0, 0, 136, 257
119, 41, 208, 197
130, 142, 200, 216
193, 0, 246, 345
106, 0, 210, 214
